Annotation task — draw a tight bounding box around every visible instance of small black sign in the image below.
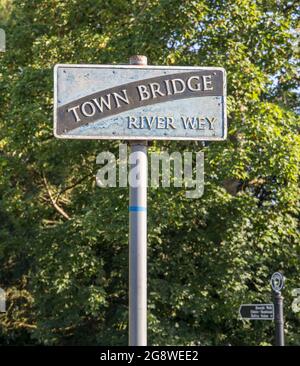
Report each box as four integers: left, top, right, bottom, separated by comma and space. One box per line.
239, 304, 274, 320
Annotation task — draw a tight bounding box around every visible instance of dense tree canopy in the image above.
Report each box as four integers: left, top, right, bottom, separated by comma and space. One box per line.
0, 0, 299, 345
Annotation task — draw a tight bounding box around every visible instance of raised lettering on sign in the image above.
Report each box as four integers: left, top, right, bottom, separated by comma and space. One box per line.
57, 71, 224, 135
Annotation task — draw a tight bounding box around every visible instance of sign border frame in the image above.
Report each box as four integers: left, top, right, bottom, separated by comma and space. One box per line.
238, 303, 274, 321
54, 64, 227, 141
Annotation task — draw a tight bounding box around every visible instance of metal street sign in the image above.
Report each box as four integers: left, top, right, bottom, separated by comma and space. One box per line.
239, 304, 274, 320
53, 56, 228, 346
54, 64, 226, 140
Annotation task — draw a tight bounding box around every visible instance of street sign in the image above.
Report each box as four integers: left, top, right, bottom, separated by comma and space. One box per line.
239, 304, 274, 320
53, 56, 228, 346
54, 64, 226, 140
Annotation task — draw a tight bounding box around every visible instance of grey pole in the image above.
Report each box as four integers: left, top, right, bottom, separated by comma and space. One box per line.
274, 291, 284, 346
128, 55, 148, 346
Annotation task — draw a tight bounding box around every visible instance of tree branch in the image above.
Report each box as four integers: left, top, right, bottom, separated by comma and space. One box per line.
55, 173, 93, 203
42, 173, 71, 220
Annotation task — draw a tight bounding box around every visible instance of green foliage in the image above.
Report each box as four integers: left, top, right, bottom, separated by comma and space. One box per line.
0, 0, 299, 345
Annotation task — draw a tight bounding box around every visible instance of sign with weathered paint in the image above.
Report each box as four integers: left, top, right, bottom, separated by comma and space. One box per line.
239, 304, 274, 320
54, 65, 226, 140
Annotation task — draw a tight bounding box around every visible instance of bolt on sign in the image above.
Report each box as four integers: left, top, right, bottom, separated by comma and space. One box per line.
54, 65, 226, 140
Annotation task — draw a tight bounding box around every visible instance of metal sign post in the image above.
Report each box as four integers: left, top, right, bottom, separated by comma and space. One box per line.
273, 291, 284, 346
53, 56, 227, 346
128, 55, 148, 346
271, 272, 285, 346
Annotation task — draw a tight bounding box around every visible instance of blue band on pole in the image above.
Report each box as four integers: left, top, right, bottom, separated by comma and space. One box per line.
129, 206, 147, 212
